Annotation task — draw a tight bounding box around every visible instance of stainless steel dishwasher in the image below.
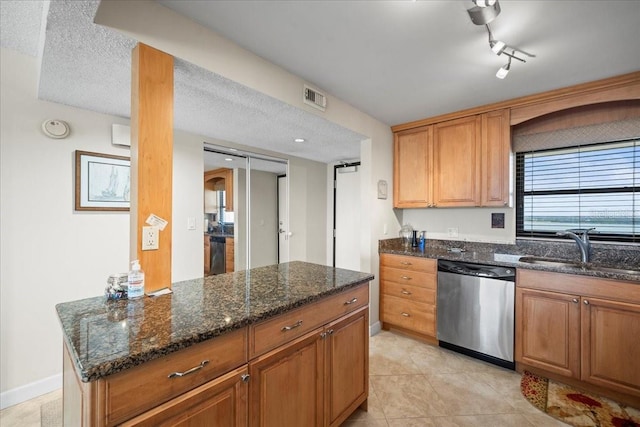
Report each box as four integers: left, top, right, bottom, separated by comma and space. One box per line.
437, 260, 515, 369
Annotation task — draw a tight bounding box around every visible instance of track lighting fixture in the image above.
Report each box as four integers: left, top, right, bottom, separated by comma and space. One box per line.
496, 57, 511, 79
467, 0, 535, 79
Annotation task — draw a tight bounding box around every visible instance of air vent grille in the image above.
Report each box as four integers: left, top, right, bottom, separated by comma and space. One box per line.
303, 85, 326, 111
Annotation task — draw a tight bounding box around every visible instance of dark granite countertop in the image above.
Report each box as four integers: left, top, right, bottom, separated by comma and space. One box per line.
56, 261, 373, 382
379, 238, 640, 283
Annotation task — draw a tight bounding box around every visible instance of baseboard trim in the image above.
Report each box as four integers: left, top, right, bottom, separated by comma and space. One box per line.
369, 320, 382, 336
0, 373, 62, 410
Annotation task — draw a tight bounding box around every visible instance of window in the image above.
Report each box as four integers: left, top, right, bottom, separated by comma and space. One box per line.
516, 139, 639, 243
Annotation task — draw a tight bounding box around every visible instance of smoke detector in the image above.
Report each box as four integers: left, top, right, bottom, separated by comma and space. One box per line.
303, 85, 326, 111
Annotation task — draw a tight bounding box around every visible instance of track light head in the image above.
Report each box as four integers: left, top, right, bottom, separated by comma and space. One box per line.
473, 0, 497, 7
496, 57, 512, 79
490, 40, 506, 55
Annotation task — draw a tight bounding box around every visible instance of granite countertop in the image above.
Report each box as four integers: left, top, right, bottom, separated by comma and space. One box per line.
56, 261, 374, 383
379, 239, 640, 283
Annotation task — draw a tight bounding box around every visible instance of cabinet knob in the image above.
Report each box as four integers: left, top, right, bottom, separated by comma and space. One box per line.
401, 289, 412, 295
401, 312, 411, 317
572, 298, 579, 303
583, 300, 590, 305
241, 374, 250, 383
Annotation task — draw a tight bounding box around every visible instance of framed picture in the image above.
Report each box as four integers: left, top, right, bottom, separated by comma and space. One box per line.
75, 150, 130, 211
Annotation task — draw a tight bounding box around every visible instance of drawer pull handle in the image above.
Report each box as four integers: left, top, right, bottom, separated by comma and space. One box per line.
400, 261, 412, 265
401, 289, 412, 295
168, 360, 209, 379
401, 312, 411, 317
281, 320, 303, 331
401, 276, 412, 280
344, 297, 358, 305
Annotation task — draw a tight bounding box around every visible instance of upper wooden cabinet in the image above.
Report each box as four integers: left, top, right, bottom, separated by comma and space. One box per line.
204, 168, 234, 212
433, 115, 482, 207
393, 125, 433, 208
393, 109, 511, 208
481, 109, 511, 206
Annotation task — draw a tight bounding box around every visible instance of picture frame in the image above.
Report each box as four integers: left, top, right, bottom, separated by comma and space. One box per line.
75, 150, 130, 211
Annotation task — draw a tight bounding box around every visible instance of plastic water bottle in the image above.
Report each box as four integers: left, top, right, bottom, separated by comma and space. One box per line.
127, 260, 145, 299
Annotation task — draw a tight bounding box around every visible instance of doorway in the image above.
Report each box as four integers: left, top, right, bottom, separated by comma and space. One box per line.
204, 143, 288, 270
333, 162, 361, 270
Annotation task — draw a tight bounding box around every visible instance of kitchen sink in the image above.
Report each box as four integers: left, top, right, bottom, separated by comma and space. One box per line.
518, 256, 640, 276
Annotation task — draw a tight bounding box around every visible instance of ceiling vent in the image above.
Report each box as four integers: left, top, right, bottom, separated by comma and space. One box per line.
303, 85, 326, 111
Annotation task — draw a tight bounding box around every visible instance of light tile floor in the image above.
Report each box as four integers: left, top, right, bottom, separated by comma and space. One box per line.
343, 330, 568, 426
0, 330, 567, 426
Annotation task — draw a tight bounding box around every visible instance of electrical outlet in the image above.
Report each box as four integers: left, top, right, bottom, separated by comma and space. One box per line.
142, 226, 159, 250
447, 227, 459, 237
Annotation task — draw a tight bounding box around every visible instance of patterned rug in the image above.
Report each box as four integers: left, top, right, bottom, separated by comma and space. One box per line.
521, 371, 640, 427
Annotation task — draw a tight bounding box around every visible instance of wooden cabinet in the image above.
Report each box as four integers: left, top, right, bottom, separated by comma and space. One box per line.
226, 237, 234, 273
516, 269, 640, 405
205, 168, 234, 212
249, 284, 369, 427
433, 115, 481, 207
393, 126, 433, 208
392, 109, 511, 208
380, 254, 437, 340
481, 109, 511, 206
249, 308, 368, 427
122, 365, 248, 427
516, 287, 581, 378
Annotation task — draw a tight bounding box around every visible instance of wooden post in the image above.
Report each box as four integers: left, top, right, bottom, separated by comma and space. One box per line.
130, 43, 173, 292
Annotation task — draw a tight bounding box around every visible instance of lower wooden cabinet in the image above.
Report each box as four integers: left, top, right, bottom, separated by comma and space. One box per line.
249, 307, 369, 427
380, 254, 437, 340
122, 366, 249, 427
516, 269, 640, 405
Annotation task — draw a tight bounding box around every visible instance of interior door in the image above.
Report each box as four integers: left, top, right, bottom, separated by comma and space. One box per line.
278, 175, 289, 263
334, 163, 360, 270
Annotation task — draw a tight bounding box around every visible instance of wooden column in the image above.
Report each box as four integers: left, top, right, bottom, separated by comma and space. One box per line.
130, 43, 173, 292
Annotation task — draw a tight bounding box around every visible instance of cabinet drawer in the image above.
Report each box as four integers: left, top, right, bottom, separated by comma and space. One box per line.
381, 280, 435, 305
100, 327, 248, 426
382, 295, 435, 336
250, 283, 369, 358
380, 254, 436, 273
380, 267, 436, 290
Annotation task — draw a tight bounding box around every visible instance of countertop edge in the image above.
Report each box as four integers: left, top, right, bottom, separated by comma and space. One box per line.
378, 247, 640, 283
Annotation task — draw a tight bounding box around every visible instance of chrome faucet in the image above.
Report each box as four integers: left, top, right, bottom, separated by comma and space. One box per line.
556, 228, 595, 263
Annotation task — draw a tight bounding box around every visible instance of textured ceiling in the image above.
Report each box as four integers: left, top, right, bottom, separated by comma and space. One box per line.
1, 0, 365, 165
2, 0, 639, 165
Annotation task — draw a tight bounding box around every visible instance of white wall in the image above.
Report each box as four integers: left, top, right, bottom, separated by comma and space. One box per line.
0, 48, 131, 406
401, 207, 516, 244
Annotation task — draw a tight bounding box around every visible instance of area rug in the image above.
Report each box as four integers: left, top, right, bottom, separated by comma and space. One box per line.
521, 370, 640, 427
40, 397, 62, 427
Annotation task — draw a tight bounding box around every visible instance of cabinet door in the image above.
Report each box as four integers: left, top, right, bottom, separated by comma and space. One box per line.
122, 365, 248, 427
325, 307, 368, 427
581, 297, 640, 397
433, 115, 481, 207
515, 288, 580, 379
249, 329, 324, 427
393, 126, 432, 208
481, 109, 511, 207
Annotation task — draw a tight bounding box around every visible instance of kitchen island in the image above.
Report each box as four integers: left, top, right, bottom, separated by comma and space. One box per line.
56, 261, 373, 426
